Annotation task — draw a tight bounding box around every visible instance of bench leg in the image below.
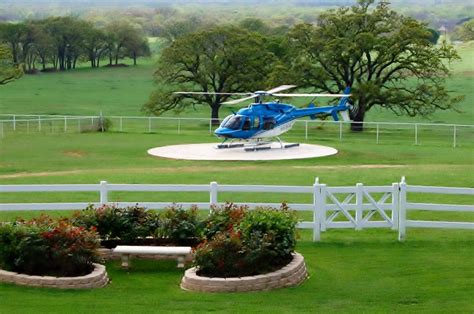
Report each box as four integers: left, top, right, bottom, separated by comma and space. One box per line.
177, 256, 185, 268
121, 254, 131, 269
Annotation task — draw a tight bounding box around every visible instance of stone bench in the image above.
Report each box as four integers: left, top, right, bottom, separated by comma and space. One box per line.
113, 245, 192, 269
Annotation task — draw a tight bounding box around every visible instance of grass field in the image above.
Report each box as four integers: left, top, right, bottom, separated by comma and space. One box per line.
0, 42, 473, 313
0, 44, 473, 124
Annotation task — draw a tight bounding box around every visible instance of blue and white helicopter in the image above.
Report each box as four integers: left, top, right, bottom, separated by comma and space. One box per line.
176, 85, 351, 151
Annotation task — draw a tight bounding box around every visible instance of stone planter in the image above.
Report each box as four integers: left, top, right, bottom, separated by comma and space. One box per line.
180, 252, 308, 292
0, 263, 109, 289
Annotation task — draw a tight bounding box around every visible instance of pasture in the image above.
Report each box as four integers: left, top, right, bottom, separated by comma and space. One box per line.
0, 43, 473, 124
0, 41, 473, 314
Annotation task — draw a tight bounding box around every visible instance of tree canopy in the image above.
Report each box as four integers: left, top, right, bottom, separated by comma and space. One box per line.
144, 26, 275, 123
0, 44, 22, 85
284, 0, 462, 130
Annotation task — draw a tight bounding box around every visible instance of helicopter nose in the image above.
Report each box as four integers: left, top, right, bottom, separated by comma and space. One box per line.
214, 127, 234, 138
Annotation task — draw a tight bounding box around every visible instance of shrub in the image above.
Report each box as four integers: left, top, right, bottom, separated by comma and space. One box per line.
203, 203, 247, 240
194, 204, 298, 277
240, 204, 298, 262
157, 204, 202, 244
72, 204, 159, 244
0, 216, 99, 277
194, 231, 246, 277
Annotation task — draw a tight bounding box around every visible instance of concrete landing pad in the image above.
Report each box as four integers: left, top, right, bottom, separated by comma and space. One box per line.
147, 142, 338, 161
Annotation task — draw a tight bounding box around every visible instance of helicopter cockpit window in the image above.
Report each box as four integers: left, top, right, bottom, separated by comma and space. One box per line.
223, 115, 242, 130
242, 117, 251, 131
263, 117, 276, 130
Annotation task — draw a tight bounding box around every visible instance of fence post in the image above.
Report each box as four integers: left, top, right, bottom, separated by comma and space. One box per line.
356, 183, 363, 230
376, 123, 379, 144
178, 119, 181, 135
339, 121, 343, 141
398, 177, 407, 241
453, 125, 457, 148
38, 116, 41, 132
415, 124, 418, 145
13, 115, 16, 131
0, 122, 3, 138
120, 117, 123, 132
148, 117, 152, 133
320, 184, 327, 232
99, 181, 108, 205
209, 119, 212, 135
78, 118, 81, 132
26, 120, 29, 133
312, 177, 321, 242
391, 183, 399, 230
64, 117, 67, 133
210, 181, 218, 209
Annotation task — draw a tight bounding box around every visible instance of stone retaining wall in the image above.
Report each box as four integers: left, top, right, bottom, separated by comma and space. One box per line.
0, 263, 109, 289
180, 252, 307, 292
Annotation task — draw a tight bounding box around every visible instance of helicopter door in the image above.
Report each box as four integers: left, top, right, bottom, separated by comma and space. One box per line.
263, 117, 276, 130
242, 117, 251, 131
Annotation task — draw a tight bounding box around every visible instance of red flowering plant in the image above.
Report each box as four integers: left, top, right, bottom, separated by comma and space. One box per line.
0, 215, 100, 277
194, 204, 298, 278
72, 204, 160, 245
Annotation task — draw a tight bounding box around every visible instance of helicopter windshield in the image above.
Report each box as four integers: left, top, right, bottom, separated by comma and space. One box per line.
222, 115, 243, 130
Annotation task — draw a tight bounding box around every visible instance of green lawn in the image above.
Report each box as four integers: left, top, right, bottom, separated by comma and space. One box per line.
0, 43, 473, 314
0, 229, 472, 313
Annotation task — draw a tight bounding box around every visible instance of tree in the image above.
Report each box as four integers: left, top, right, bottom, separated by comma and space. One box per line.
0, 44, 22, 85
285, 0, 462, 131
144, 26, 275, 124
453, 19, 474, 42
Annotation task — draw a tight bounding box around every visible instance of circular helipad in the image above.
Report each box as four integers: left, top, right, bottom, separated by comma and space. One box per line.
147, 142, 338, 161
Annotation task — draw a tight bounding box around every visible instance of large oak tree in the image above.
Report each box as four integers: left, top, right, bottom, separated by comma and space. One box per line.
286, 0, 462, 130
0, 44, 22, 85
144, 26, 275, 124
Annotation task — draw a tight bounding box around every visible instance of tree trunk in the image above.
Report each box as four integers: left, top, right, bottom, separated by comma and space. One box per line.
211, 105, 220, 126
350, 101, 366, 132
133, 52, 137, 65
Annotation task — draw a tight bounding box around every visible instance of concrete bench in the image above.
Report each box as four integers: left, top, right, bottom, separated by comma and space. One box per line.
113, 245, 192, 269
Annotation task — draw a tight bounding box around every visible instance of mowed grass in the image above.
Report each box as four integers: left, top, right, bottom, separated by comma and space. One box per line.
0, 230, 473, 314
0, 44, 473, 313
0, 131, 473, 313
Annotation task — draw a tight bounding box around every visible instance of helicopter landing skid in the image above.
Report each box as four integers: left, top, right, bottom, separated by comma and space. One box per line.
244, 137, 300, 152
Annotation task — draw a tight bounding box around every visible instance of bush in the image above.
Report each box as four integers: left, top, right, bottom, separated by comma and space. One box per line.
203, 203, 247, 240
72, 204, 160, 244
157, 204, 202, 244
0, 216, 99, 277
194, 204, 298, 277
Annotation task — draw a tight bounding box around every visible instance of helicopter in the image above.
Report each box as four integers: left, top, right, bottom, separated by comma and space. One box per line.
175, 85, 351, 151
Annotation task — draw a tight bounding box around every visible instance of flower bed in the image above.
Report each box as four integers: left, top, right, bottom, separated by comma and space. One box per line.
181, 252, 307, 292
0, 263, 108, 289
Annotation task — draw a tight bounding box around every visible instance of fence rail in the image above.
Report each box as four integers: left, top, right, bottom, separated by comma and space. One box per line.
1, 178, 472, 241
1, 114, 473, 147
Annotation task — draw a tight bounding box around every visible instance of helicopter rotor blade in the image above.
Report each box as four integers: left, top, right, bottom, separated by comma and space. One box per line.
266, 85, 297, 94
221, 94, 257, 105
272, 93, 352, 98
174, 92, 251, 96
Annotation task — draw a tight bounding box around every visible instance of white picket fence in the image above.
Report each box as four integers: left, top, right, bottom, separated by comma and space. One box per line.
1, 178, 472, 241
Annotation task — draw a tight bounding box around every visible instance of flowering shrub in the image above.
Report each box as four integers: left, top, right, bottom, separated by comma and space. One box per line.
157, 204, 203, 244
72, 204, 160, 244
194, 204, 298, 277
203, 203, 247, 240
0, 215, 99, 277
